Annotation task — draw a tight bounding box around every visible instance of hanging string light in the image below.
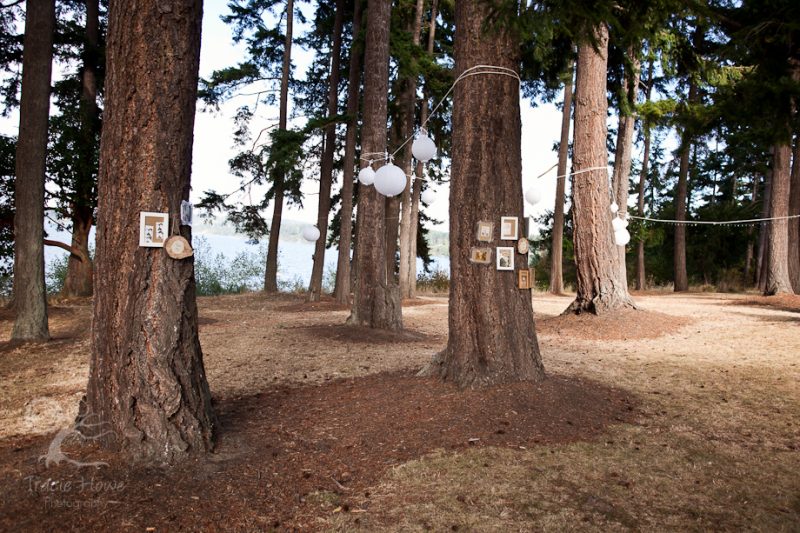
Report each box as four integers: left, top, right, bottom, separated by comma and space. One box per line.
374, 156, 407, 197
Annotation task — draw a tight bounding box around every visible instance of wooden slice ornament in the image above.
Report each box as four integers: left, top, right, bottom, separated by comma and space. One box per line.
165, 235, 193, 259
517, 237, 529, 254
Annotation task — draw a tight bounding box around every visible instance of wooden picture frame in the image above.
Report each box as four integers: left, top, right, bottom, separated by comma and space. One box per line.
500, 216, 519, 240
476, 220, 494, 242
469, 247, 492, 264
496, 247, 514, 271
518, 268, 532, 289
139, 211, 169, 248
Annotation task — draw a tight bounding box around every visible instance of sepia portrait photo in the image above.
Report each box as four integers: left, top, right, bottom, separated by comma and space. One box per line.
496, 247, 514, 270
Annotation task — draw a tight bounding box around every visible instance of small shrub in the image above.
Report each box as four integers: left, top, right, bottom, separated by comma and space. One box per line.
417, 267, 449, 294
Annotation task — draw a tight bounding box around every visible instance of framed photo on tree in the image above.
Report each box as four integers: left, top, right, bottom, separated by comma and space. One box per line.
496, 247, 514, 270
518, 268, 532, 289
469, 247, 492, 264
476, 220, 494, 242
500, 216, 518, 240
139, 212, 169, 247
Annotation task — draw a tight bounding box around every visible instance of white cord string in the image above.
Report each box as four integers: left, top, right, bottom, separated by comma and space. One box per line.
359, 65, 521, 165
629, 214, 800, 226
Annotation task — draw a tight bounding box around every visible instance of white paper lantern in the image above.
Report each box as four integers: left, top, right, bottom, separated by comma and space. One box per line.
611, 217, 625, 232
374, 163, 407, 197
411, 133, 437, 162
421, 189, 436, 205
623, 218, 629, 228
358, 166, 375, 186
614, 228, 631, 246
302, 225, 321, 242
525, 185, 542, 206
610, 201, 619, 214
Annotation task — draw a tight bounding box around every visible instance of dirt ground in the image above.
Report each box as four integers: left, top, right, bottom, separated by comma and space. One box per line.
0, 290, 798, 531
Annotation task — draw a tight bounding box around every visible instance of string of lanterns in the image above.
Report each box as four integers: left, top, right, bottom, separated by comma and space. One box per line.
304, 65, 521, 241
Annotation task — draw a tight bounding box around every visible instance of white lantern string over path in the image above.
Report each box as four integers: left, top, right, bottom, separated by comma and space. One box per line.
421, 188, 436, 205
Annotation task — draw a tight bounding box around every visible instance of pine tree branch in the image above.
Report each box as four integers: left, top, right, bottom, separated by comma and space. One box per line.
43, 239, 90, 263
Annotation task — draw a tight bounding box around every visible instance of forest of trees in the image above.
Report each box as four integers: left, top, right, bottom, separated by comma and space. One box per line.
0, 0, 798, 461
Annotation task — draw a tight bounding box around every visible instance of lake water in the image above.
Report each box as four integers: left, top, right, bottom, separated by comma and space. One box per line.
44, 225, 449, 289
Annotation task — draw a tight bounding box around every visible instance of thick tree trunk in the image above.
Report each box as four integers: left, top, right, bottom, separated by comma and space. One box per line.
420, 0, 544, 387
347, 0, 402, 329
673, 137, 691, 292
566, 25, 635, 315
549, 60, 573, 295
788, 137, 800, 293
61, 207, 93, 297
635, 63, 654, 291
765, 140, 794, 295
11, 0, 55, 341
611, 47, 639, 290
83, 0, 215, 463
333, 0, 363, 305
403, 0, 438, 299
62, 0, 100, 299
308, 0, 344, 302
264, 0, 294, 293
397, 0, 425, 299
756, 168, 772, 290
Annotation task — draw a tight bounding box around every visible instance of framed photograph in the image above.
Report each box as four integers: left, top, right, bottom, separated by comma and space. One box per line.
139, 211, 169, 247
500, 216, 519, 240
476, 220, 494, 242
469, 247, 492, 264
518, 268, 532, 289
496, 247, 514, 271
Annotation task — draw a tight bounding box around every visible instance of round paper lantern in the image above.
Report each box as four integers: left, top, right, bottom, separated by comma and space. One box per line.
358, 166, 375, 186
525, 185, 542, 206
610, 201, 619, 214
374, 163, 407, 197
614, 228, 631, 246
611, 217, 625, 232
411, 133, 437, 162
623, 218, 629, 228
302, 225, 321, 242
421, 189, 436, 205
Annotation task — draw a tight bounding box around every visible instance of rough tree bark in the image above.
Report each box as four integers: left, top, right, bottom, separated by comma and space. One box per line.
333, 0, 363, 305
402, 0, 438, 299
765, 139, 794, 295
550, 60, 573, 295
347, 0, 402, 330
566, 25, 635, 315
264, 0, 294, 292
397, 0, 425, 299
11, 0, 55, 341
744, 175, 758, 284
420, 0, 545, 387
756, 165, 772, 290
62, 0, 100, 298
610, 46, 640, 290
308, 0, 344, 302
83, 0, 216, 463
789, 137, 800, 293
635, 62, 654, 291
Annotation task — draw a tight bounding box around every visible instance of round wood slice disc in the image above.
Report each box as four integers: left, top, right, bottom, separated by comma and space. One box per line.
165, 235, 193, 259
517, 237, 529, 254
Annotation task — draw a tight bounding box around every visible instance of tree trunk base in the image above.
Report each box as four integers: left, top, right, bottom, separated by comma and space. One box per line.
418, 346, 546, 389
563, 291, 637, 315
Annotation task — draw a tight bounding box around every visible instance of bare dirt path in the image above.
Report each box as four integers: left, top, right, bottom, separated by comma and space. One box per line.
0, 291, 798, 531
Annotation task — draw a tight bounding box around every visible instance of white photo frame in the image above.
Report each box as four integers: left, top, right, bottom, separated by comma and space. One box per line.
496, 247, 514, 271
500, 216, 519, 240
140, 211, 169, 247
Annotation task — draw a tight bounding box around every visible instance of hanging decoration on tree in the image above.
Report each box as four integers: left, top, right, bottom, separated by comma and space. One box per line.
302, 225, 321, 242
374, 160, 407, 197
165, 235, 193, 259
524, 185, 542, 206
358, 164, 376, 186
411, 130, 437, 162
610, 201, 619, 214
421, 188, 436, 205
614, 228, 631, 246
